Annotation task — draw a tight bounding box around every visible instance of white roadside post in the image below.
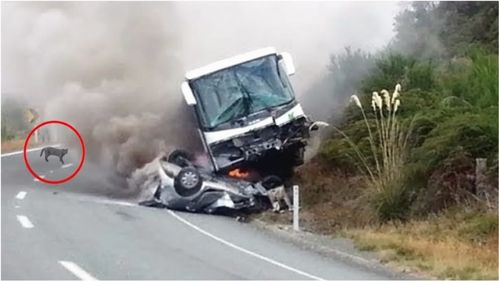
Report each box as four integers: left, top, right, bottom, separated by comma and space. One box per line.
293, 185, 299, 231
34, 129, 39, 144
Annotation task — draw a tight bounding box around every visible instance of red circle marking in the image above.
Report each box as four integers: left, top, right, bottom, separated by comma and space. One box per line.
23, 120, 86, 185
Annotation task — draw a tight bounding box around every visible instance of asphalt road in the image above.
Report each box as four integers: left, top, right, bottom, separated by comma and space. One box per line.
2, 148, 395, 280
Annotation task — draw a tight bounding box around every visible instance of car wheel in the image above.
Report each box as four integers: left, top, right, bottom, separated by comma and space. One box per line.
261, 175, 283, 190
248, 196, 271, 212
174, 167, 203, 197
168, 149, 193, 167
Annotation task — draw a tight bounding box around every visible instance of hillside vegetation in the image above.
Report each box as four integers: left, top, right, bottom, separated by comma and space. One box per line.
294, 2, 498, 279
1, 97, 33, 152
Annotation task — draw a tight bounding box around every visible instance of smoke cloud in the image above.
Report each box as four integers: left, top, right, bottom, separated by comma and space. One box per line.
2, 2, 399, 197
2, 2, 200, 196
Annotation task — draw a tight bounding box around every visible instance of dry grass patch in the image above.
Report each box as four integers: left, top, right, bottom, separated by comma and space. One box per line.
292, 159, 376, 233
1, 138, 28, 153
0, 136, 42, 153
345, 210, 498, 279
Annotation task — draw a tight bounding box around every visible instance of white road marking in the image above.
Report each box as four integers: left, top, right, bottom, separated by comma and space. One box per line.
62, 196, 369, 278
34, 175, 46, 182
14, 205, 20, 209
67, 196, 138, 208
61, 163, 74, 169
1, 144, 61, 158
16, 215, 34, 228
16, 191, 27, 200
167, 210, 325, 280
59, 261, 98, 280
90, 198, 137, 207
50, 170, 54, 174
81, 198, 320, 279
77, 198, 353, 279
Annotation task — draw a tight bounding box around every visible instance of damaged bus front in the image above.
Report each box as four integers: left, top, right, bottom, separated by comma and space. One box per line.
181, 47, 324, 180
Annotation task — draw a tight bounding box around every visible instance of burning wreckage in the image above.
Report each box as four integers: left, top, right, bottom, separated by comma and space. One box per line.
140, 47, 327, 214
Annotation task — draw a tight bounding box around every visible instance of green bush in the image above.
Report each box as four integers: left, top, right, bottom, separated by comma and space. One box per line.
369, 176, 411, 221
1, 97, 30, 140
318, 49, 497, 220
395, 89, 441, 118
437, 48, 498, 109
458, 212, 498, 242
1, 123, 15, 141
412, 112, 497, 170
311, 2, 498, 222
407, 60, 435, 91
328, 47, 375, 102
361, 54, 415, 93
465, 49, 498, 108
320, 118, 374, 173
408, 115, 438, 147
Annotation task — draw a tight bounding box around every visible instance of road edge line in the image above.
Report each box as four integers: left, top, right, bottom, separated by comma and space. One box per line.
1, 144, 61, 158
167, 210, 325, 280
59, 260, 98, 281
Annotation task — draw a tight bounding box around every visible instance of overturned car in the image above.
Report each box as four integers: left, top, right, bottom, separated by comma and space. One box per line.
139, 151, 287, 214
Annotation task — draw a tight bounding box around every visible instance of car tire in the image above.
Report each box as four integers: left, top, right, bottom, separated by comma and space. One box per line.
168, 149, 193, 167
248, 196, 271, 213
261, 175, 283, 190
174, 167, 203, 197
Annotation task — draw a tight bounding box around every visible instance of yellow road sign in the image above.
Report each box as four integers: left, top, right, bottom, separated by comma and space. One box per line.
25, 108, 39, 124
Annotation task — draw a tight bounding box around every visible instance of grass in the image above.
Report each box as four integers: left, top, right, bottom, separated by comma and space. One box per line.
292, 160, 376, 232
344, 209, 498, 279
334, 84, 416, 221
270, 163, 499, 279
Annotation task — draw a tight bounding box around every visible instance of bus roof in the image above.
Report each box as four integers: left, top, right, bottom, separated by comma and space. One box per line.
185, 47, 277, 80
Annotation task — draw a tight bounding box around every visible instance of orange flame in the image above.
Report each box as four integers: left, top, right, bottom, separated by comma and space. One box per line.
228, 168, 249, 178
